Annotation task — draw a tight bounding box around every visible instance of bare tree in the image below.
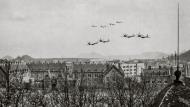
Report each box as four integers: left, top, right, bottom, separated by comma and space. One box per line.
0, 60, 27, 107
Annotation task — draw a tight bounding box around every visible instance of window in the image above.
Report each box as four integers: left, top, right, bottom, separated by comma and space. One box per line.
106, 77, 109, 81
88, 74, 91, 77
95, 74, 98, 77
113, 77, 116, 81
75, 74, 78, 78
164, 80, 168, 83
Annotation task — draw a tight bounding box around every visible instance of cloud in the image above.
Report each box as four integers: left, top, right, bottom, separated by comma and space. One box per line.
10, 12, 28, 21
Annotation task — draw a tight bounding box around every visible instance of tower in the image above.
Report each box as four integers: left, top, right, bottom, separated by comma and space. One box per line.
174, 3, 181, 83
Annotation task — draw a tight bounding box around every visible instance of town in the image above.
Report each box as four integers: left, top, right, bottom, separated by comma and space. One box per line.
0, 52, 190, 106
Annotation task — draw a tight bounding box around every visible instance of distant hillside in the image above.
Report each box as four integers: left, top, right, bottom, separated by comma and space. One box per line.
2, 55, 14, 60
108, 52, 168, 60
139, 52, 168, 59
77, 52, 105, 58
15, 55, 34, 62
180, 50, 190, 61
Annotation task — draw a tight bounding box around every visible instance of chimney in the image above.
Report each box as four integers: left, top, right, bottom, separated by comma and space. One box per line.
106, 64, 110, 70
159, 66, 162, 69
118, 63, 121, 68
148, 66, 151, 70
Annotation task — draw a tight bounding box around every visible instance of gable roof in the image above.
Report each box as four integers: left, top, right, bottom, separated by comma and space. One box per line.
103, 65, 124, 77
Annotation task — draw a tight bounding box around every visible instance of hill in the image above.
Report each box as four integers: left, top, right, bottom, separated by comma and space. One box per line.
139, 52, 168, 59
2, 55, 14, 60
180, 50, 190, 61
15, 55, 34, 62
77, 52, 105, 58
108, 52, 168, 60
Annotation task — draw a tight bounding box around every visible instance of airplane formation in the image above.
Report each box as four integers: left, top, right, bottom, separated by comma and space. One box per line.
90, 20, 123, 29
122, 33, 150, 39
87, 38, 110, 46
88, 20, 151, 46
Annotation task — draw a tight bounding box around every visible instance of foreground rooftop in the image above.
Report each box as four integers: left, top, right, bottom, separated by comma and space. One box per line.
152, 81, 190, 107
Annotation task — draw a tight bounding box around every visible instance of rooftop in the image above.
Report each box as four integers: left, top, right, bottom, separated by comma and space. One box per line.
73, 63, 107, 73
152, 81, 190, 107
27, 62, 66, 71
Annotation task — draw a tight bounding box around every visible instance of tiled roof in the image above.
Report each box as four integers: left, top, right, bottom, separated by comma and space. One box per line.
73, 64, 107, 73
10, 64, 29, 71
0, 63, 29, 73
27, 63, 66, 71
151, 82, 190, 107
143, 68, 170, 75
103, 65, 124, 77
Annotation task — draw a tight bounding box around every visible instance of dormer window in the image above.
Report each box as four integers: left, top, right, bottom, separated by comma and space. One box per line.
159, 66, 162, 69
148, 66, 152, 70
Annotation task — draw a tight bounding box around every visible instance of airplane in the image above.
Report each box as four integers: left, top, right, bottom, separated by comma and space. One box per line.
87, 41, 99, 45
109, 23, 115, 26
122, 34, 135, 38
122, 34, 128, 37
116, 21, 123, 23
100, 25, 107, 28
91, 25, 97, 27
140, 34, 150, 38
99, 38, 110, 43
137, 33, 144, 38
145, 34, 150, 38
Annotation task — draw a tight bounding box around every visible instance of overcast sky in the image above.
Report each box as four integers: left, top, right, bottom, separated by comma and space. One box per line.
0, 0, 190, 58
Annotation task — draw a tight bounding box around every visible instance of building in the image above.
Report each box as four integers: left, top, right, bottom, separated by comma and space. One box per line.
27, 62, 75, 89
73, 63, 107, 87
10, 61, 31, 83
103, 65, 124, 87
0, 67, 6, 87
143, 59, 172, 69
89, 58, 107, 64
27, 62, 67, 81
185, 62, 190, 77
142, 66, 173, 87
0, 60, 31, 87
26, 58, 90, 64
120, 62, 145, 77
27, 62, 109, 89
